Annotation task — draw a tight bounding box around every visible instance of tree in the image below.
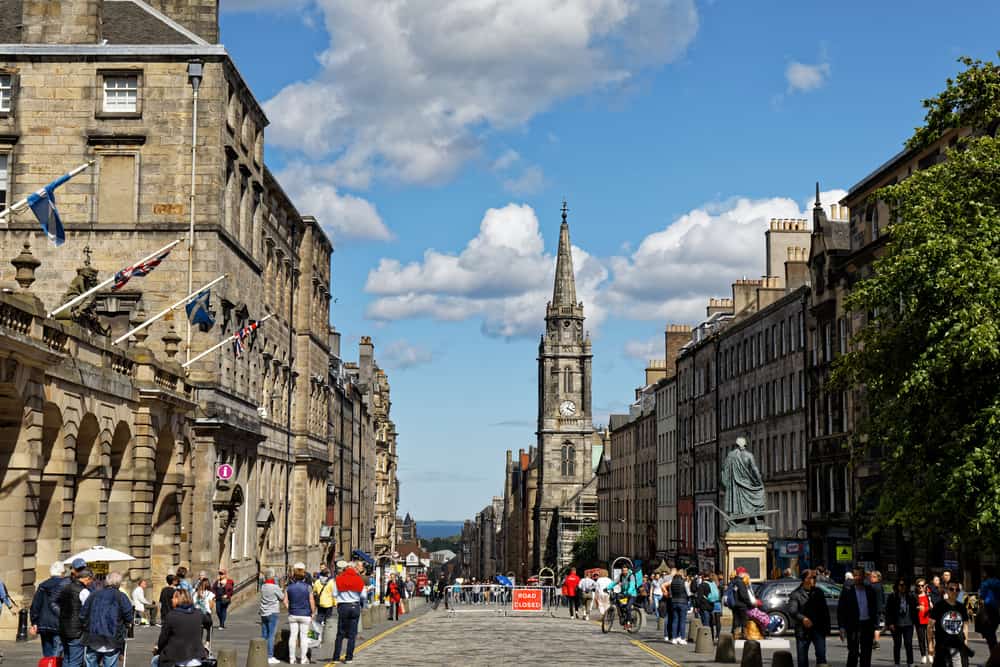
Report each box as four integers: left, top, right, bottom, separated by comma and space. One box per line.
834, 54, 1000, 552
571, 524, 599, 571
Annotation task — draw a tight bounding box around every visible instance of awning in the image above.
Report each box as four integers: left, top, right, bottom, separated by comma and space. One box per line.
352, 549, 375, 567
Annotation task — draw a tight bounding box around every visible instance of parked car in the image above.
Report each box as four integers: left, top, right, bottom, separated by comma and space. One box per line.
752, 579, 842, 636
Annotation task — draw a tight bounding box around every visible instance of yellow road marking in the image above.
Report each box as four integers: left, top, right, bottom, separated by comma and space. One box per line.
631, 639, 683, 666
323, 612, 425, 665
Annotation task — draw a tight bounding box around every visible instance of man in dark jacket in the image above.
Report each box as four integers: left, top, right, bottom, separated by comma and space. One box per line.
80, 571, 133, 666
30, 560, 68, 657
58, 564, 94, 667
789, 569, 830, 667
838, 566, 879, 667
153, 588, 212, 667
159, 574, 176, 628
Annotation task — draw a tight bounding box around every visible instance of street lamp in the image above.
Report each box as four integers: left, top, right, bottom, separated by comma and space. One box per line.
370, 526, 376, 551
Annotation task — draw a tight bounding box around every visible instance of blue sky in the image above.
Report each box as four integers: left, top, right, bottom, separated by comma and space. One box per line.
219, 0, 1000, 521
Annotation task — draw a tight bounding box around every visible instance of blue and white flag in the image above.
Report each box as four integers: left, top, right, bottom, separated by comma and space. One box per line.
23, 161, 94, 246
185, 288, 216, 331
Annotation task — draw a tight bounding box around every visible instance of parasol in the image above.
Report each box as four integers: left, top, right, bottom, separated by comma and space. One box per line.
65, 545, 135, 564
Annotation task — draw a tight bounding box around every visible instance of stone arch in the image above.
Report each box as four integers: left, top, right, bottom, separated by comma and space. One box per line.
105, 422, 133, 552
71, 413, 102, 551
33, 402, 66, 581
150, 427, 180, 577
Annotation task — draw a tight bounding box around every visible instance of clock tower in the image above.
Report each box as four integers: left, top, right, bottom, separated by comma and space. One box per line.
534, 202, 596, 571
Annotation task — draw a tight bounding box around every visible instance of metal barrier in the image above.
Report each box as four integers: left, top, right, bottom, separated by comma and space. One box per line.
445, 585, 563, 617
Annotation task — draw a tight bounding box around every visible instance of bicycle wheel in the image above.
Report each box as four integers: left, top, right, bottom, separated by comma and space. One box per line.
627, 608, 643, 634
601, 607, 615, 633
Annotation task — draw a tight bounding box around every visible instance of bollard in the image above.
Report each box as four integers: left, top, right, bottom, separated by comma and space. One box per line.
362, 606, 375, 630
688, 616, 702, 642
771, 650, 794, 667
16, 608, 28, 641
740, 639, 763, 667
656, 616, 662, 630
715, 632, 737, 663
216, 647, 237, 667
246, 637, 268, 667
695, 626, 714, 654
404, 598, 411, 614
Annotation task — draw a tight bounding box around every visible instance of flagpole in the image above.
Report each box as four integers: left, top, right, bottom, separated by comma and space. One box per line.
46, 239, 183, 318
113, 274, 227, 346
0, 160, 96, 224
182, 313, 273, 369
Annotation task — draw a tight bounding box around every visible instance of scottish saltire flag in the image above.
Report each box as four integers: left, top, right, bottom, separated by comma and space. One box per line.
112, 247, 172, 291
185, 288, 215, 331
233, 320, 260, 357
23, 161, 94, 246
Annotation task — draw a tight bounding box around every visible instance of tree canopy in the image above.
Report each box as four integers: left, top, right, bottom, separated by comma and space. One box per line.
835, 55, 1000, 551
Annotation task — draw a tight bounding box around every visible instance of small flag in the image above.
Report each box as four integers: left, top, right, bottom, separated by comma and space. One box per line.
23, 161, 94, 246
113, 248, 172, 291
233, 320, 260, 357
185, 288, 216, 331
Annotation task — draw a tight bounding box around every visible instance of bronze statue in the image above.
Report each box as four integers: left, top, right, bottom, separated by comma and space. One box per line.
720, 436, 766, 531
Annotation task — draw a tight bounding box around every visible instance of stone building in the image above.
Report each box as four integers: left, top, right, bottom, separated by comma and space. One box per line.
0, 0, 396, 626
398, 512, 417, 544
501, 448, 535, 579
655, 325, 687, 559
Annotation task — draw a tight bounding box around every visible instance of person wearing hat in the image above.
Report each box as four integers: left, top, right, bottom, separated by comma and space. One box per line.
732, 567, 755, 639
285, 562, 315, 665
789, 569, 831, 667
59, 561, 94, 667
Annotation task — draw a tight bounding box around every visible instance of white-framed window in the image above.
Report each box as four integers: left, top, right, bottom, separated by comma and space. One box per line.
103, 75, 138, 112
0, 152, 8, 211
0, 74, 11, 112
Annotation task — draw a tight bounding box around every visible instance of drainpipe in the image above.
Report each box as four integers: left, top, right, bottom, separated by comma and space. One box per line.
186, 60, 203, 364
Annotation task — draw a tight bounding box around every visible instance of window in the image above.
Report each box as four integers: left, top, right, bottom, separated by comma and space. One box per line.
823, 322, 833, 362
561, 443, 576, 477
103, 75, 138, 113
0, 153, 8, 211
838, 317, 847, 355
780, 321, 786, 356
0, 74, 11, 112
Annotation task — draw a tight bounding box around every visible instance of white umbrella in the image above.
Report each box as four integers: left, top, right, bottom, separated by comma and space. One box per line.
64, 545, 135, 564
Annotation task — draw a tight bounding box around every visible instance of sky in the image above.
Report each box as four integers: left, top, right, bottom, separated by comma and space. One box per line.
218, 0, 1000, 521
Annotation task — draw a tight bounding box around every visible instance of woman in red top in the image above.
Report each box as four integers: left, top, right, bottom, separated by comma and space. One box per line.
916, 577, 932, 663
385, 573, 403, 622
562, 568, 581, 619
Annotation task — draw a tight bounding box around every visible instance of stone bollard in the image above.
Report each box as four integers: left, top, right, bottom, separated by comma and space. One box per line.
740, 639, 763, 667
361, 606, 374, 630
404, 598, 411, 614
246, 638, 268, 667
695, 626, 714, 654
215, 648, 236, 667
771, 650, 794, 667
656, 616, 662, 630
688, 616, 702, 642
715, 632, 737, 663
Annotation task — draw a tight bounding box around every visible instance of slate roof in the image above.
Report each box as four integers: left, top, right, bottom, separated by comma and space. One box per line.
103, 1, 197, 45
0, 0, 21, 43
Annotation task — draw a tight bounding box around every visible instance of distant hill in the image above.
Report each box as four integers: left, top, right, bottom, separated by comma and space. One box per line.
417, 521, 464, 539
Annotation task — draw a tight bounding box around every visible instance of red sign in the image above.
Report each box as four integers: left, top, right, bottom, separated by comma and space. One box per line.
417, 574, 428, 588
216, 463, 234, 480
512, 588, 543, 612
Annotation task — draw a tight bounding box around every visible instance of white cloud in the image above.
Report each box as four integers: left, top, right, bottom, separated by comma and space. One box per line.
503, 165, 546, 195
263, 0, 699, 187
381, 340, 433, 369
365, 203, 608, 338
220, 0, 308, 12
277, 164, 393, 242
624, 337, 660, 361
786, 61, 831, 93
492, 149, 521, 172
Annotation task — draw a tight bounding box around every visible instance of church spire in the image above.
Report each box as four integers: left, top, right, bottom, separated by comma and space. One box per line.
552, 201, 577, 307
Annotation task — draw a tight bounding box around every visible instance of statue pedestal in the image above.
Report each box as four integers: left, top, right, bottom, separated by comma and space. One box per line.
722, 531, 769, 581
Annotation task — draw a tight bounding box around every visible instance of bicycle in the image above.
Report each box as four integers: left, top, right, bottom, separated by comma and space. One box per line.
601, 595, 643, 634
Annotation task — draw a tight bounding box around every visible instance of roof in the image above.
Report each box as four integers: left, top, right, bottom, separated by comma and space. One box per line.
0, 0, 18, 43
103, 0, 207, 45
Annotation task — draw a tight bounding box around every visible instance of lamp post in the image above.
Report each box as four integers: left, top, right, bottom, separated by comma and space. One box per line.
185, 59, 203, 364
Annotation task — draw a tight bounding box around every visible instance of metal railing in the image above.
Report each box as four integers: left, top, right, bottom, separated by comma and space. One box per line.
444, 585, 564, 617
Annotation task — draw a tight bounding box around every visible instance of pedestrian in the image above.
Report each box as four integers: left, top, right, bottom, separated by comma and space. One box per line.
332, 560, 366, 664
405, 576, 415, 602
30, 560, 68, 657
695, 572, 713, 632
708, 573, 723, 642
789, 569, 830, 667
174, 566, 193, 595
212, 568, 234, 630
887, 577, 918, 667
158, 575, 176, 630
930, 580, 971, 667
433, 573, 447, 610
669, 569, 689, 645
313, 568, 337, 638
152, 587, 212, 667
285, 562, 315, 665
872, 570, 887, 649
58, 562, 94, 667
561, 567, 581, 619
384, 572, 402, 622
732, 568, 755, 640
607, 563, 639, 630
650, 573, 662, 626
838, 565, 879, 667
595, 572, 613, 618
131, 578, 155, 627
917, 578, 932, 664
258, 567, 285, 665
942, 571, 964, 603
79, 570, 134, 667
193, 577, 215, 642
977, 567, 1000, 653
578, 572, 597, 620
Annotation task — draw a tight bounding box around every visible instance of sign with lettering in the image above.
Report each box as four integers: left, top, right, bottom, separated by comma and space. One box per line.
512, 588, 543, 612
153, 204, 184, 215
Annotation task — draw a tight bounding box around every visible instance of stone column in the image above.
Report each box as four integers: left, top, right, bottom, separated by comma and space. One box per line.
129, 409, 157, 582
188, 428, 219, 574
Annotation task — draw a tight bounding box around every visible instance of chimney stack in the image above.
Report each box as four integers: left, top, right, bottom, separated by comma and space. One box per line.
784, 246, 810, 290
664, 324, 692, 378
359, 336, 374, 387
20, 0, 102, 44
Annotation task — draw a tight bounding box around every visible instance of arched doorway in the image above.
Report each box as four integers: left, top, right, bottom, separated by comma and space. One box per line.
150, 428, 179, 578
105, 422, 133, 553
33, 402, 65, 581
70, 414, 102, 552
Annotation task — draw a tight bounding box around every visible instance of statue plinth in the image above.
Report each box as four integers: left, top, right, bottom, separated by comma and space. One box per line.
721, 530, 769, 582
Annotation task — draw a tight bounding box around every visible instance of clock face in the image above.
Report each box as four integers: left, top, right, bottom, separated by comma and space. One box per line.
559, 400, 577, 416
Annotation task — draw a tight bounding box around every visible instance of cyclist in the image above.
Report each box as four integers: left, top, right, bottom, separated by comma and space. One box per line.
607, 563, 640, 630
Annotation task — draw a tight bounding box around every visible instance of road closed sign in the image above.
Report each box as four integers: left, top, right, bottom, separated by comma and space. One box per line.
512, 588, 543, 612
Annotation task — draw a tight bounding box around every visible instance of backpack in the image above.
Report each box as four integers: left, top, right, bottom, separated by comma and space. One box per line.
723, 582, 737, 609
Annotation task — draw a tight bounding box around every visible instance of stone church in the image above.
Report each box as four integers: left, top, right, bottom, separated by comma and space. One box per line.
530, 205, 602, 572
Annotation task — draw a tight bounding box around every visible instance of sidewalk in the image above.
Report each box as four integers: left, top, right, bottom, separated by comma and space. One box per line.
0, 596, 435, 666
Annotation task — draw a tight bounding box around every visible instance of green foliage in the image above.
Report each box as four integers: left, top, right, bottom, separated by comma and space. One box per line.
907, 52, 1000, 150
422, 535, 461, 554
570, 524, 599, 571
834, 132, 1000, 552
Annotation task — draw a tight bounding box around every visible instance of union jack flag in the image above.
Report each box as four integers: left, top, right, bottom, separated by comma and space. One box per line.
112, 248, 172, 291
233, 320, 260, 357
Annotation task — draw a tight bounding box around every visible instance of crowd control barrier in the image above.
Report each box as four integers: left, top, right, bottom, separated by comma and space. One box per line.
445, 585, 562, 617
